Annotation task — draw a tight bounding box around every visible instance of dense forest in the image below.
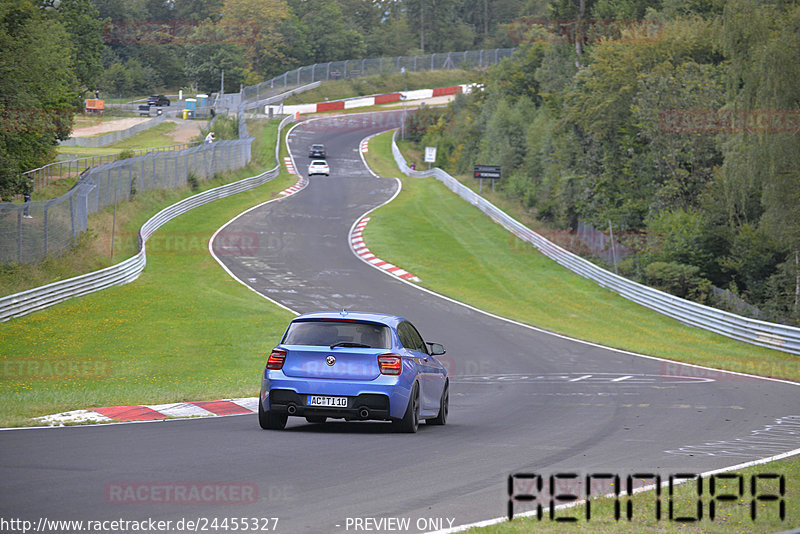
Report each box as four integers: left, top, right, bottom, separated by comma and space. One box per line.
2, 0, 798, 327
84, 0, 531, 96
0, 0, 531, 197
404, 0, 800, 325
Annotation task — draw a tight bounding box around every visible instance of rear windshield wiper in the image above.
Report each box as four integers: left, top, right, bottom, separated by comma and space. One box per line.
330, 342, 372, 349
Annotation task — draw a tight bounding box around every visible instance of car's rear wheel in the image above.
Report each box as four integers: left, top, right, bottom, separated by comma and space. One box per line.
427, 380, 448, 425
393, 383, 419, 433
305, 416, 326, 424
258, 400, 287, 430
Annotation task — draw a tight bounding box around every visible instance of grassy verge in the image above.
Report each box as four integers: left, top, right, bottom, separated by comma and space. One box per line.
1, 120, 277, 296
56, 121, 192, 157
0, 120, 296, 427
364, 131, 800, 381
473, 456, 797, 533
285, 69, 480, 104
365, 130, 800, 534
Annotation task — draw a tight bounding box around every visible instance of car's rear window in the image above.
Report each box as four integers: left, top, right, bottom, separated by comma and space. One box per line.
312, 144, 324, 149
311, 160, 327, 165
282, 320, 391, 348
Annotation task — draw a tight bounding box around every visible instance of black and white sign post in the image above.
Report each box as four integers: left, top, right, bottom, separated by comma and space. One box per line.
474, 165, 501, 194
425, 146, 437, 170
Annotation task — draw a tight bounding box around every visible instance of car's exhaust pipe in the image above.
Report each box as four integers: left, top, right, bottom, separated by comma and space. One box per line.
287, 404, 297, 415
358, 407, 369, 419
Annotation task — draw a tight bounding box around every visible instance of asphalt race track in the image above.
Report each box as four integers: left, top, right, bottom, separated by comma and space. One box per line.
1, 110, 798, 533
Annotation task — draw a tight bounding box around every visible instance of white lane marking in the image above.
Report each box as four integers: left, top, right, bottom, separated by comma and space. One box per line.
454, 373, 714, 384
569, 375, 592, 382
666, 415, 800, 457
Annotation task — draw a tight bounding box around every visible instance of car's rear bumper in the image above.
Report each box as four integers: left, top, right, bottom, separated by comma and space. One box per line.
269, 390, 391, 420
260, 372, 411, 420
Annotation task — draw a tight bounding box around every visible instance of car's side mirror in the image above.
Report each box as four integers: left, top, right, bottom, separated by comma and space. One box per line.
427, 342, 446, 356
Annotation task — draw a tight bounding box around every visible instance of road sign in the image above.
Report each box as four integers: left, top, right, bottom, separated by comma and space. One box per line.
424, 146, 437, 163
474, 165, 501, 179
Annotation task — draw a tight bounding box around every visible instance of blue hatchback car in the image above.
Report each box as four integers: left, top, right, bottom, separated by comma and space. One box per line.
259, 311, 449, 433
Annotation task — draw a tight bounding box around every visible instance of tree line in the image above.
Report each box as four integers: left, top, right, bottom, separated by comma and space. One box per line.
405, 0, 800, 326
93, 0, 532, 96
1, 0, 536, 198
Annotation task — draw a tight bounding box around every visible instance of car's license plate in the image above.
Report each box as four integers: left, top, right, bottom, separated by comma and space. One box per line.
307, 396, 348, 407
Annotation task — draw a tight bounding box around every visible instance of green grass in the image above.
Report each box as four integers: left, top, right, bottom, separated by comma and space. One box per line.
2, 120, 280, 297
0, 120, 296, 427
56, 122, 188, 157
285, 69, 480, 104
364, 131, 800, 534
474, 456, 798, 533
363, 131, 800, 381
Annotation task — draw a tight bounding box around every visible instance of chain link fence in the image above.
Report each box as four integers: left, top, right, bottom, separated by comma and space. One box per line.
238, 48, 515, 105
1, 139, 252, 264
25, 143, 200, 192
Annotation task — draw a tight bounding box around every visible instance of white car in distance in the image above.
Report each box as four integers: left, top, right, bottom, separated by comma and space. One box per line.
308, 160, 330, 176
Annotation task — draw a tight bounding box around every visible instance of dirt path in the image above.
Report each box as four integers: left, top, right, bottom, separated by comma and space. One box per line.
71, 117, 152, 137
167, 119, 202, 144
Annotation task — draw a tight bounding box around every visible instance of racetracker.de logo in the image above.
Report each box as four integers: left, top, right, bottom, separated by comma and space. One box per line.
508, 18, 663, 45
112, 231, 259, 256
105, 482, 258, 505
1, 358, 111, 380
659, 109, 800, 134
103, 20, 258, 45
659, 360, 799, 381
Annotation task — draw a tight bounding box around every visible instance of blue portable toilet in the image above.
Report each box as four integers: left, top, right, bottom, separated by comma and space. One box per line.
185, 98, 197, 118
196, 94, 208, 108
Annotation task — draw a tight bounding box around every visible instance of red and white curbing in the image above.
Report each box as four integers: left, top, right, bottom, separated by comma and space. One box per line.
350, 217, 421, 282
34, 398, 259, 426
360, 139, 369, 153
278, 175, 307, 197
268, 84, 474, 116
283, 156, 295, 174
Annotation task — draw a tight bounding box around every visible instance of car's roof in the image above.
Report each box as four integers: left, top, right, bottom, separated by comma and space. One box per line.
292, 311, 405, 328
311, 143, 324, 148
310, 160, 328, 165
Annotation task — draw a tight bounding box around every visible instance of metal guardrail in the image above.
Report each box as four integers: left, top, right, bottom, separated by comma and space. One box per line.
391, 132, 800, 356
0, 114, 295, 322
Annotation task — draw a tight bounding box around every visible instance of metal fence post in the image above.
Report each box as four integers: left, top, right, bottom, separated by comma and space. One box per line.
70, 194, 75, 238
17, 206, 22, 263
43, 202, 49, 256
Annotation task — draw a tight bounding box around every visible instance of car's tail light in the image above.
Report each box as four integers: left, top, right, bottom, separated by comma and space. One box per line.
267, 348, 286, 370
378, 354, 402, 375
